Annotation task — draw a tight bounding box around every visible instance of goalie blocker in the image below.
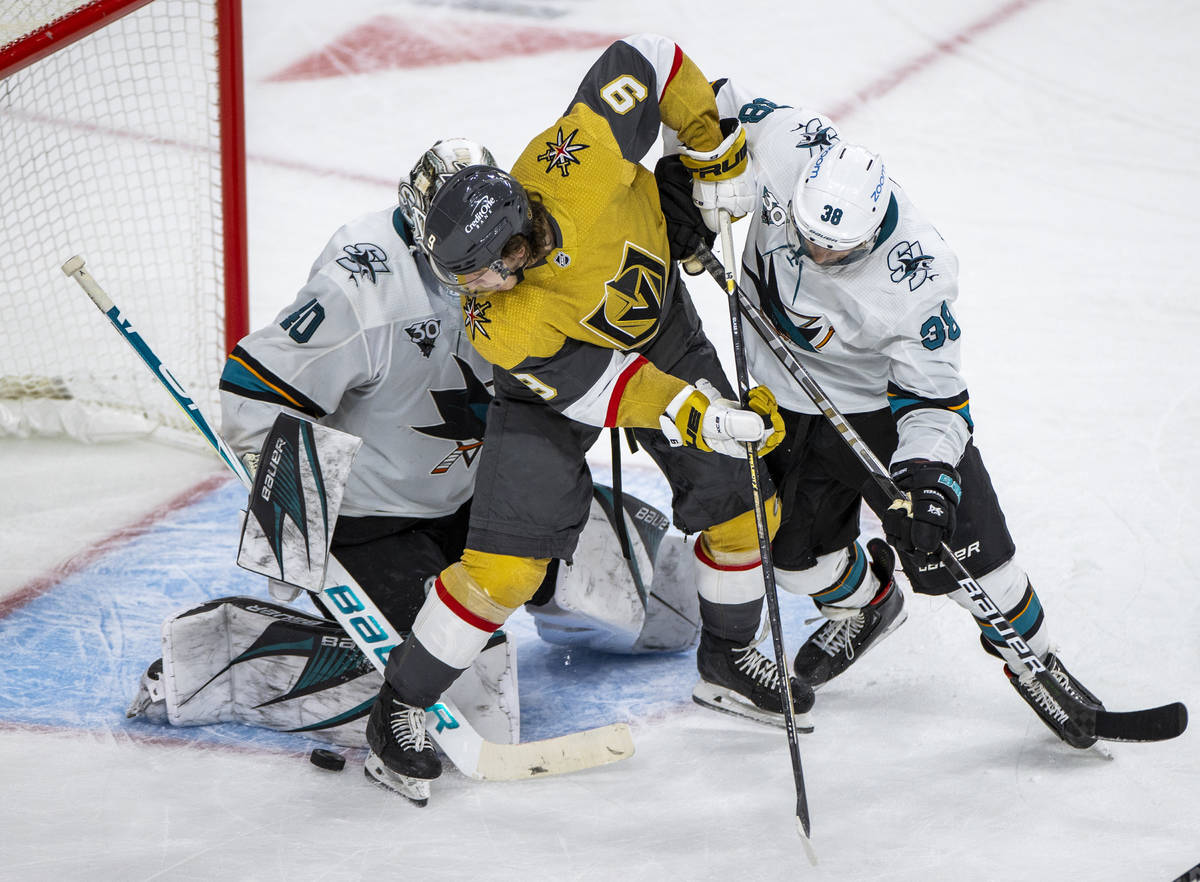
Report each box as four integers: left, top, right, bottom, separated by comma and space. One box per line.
237, 413, 361, 592
128, 485, 698, 747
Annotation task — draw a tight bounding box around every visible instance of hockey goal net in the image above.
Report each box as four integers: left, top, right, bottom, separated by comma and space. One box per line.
0, 0, 247, 442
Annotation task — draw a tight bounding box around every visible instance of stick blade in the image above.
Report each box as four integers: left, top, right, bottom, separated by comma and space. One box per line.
1094, 701, 1188, 743
475, 723, 635, 781
796, 816, 818, 866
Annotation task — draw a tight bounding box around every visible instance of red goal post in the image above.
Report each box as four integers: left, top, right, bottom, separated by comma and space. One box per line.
0, 0, 247, 441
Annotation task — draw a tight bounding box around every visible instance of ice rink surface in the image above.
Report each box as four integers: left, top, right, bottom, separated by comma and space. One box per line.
2, 0, 1199, 879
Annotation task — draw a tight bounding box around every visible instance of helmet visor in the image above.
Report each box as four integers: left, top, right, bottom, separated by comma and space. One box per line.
786, 216, 878, 267
429, 254, 523, 294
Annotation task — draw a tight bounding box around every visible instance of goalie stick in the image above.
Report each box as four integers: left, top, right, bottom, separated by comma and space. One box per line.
694, 244, 1187, 746
717, 215, 816, 861
62, 254, 635, 781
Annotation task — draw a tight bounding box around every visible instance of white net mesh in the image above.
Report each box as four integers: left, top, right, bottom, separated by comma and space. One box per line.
0, 0, 232, 441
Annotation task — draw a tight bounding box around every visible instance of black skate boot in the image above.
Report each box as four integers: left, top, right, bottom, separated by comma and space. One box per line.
364, 681, 441, 806
1004, 652, 1105, 749
792, 538, 907, 689
693, 630, 815, 731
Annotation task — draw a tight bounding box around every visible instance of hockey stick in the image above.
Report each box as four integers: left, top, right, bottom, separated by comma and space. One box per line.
717, 216, 816, 859
62, 255, 635, 780
695, 244, 1187, 745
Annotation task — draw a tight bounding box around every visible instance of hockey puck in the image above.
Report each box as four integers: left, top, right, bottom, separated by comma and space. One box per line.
309, 748, 346, 771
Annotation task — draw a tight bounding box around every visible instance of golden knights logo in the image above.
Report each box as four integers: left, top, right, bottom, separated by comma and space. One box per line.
537, 127, 588, 177
582, 242, 665, 348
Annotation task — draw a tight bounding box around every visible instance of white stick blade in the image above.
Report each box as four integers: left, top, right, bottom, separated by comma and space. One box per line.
475, 723, 635, 781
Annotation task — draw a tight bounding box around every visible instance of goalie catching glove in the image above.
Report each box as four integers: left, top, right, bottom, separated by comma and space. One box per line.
660, 379, 784, 458
679, 119, 756, 232
883, 459, 962, 560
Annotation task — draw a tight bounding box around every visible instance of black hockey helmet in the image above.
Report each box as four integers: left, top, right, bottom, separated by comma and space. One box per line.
421, 165, 533, 291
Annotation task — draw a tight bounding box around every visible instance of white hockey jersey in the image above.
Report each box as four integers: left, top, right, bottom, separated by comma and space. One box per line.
220, 207, 493, 518
713, 80, 973, 466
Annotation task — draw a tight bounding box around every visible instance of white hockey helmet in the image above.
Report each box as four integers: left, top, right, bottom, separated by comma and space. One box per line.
399, 138, 497, 240
788, 143, 892, 266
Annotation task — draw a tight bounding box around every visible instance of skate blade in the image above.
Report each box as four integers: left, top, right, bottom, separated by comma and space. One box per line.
124, 681, 167, 722
125, 687, 152, 719
363, 751, 433, 807
691, 682, 815, 733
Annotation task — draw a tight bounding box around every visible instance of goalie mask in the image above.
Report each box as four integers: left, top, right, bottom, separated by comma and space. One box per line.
788, 143, 893, 267
399, 138, 498, 242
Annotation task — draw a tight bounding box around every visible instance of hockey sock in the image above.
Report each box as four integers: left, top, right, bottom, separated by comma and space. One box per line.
694, 537, 764, 645
948, 559, 1050, 670
775, 542, 880, 612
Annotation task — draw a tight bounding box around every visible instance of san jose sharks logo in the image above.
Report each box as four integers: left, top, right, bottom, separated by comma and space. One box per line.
413, 355, 491, 475
887, 240, 938, 291
538, 127, 589, 177
791, 117, 839, 151
335, 243, 389, 286
463, 295, 492, 341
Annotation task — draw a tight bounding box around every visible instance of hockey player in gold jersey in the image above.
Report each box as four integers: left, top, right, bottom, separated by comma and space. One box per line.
364, 35, 810, 801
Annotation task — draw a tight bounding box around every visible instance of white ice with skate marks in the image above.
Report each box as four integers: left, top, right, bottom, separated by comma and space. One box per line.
2, 0, 1199, 879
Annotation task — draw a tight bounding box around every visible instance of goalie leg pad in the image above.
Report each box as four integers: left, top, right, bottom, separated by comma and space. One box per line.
526, 487, 700, 654
135, 595, 520, 748
156, 596, 380, 747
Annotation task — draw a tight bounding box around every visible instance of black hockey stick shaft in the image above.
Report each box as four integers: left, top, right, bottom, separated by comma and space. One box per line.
696, 243, 1186, 744
716, 218, 815, 853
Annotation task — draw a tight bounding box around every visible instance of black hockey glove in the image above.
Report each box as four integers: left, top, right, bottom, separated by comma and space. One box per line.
654, 153, 715, 273
883, 459, 962, 561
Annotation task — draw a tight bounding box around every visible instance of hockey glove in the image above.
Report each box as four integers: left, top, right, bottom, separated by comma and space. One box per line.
679, 119, 756, 233
883, 459, 962, 560
654, 154, 715, 273
660, 379, 784, 458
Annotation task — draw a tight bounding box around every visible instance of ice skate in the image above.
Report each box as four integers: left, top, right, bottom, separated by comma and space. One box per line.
1005, 651, 1105, 749
364, 682, 441, 806
125, 658, 168, 722
792, 538, 906, 689
693, 630, 815, 731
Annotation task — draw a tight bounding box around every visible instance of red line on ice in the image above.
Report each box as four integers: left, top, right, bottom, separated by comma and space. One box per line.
266, 15, 622, 81
0, 473, 233, 620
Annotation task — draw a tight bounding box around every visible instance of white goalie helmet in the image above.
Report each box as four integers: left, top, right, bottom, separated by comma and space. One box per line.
399, 137, 497, 240
788, 142, 893, 266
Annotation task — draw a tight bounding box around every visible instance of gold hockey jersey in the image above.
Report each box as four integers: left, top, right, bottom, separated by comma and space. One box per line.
458, 34, 727, 429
